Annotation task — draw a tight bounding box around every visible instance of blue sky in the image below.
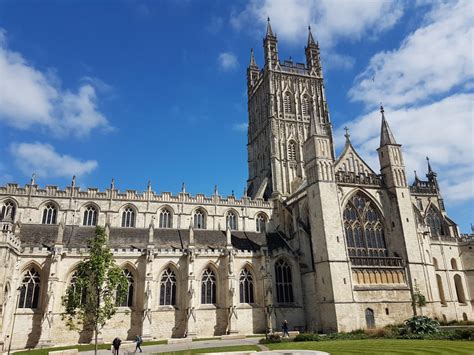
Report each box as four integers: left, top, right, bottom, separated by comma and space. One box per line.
0, 0, 472, 231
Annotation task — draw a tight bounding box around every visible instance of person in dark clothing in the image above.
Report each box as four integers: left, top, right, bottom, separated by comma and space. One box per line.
112, 337, 121, 355
282, 320, 289, 337
135, 335, 143, 353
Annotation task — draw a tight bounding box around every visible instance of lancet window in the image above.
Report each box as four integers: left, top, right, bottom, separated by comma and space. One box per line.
256, 213, 267, 233
0, 200, 16, 221
160, 268, 177, 306
288, 141, 297, 161
193, 209, 206, 229
343, 193, 387, 257
83, 205, 98, 226
116, 269, 134, 307
239, 268, 254, 303
42, 203, 57, 225
201, 268, 216, 304
159, 208, 172, 228
283, 92, 292, 113
121, 207, 135, 228
275, 259, 294, 303
18, 268, 41, 309
426, 206, 445, 236
301, 95, 310, 115
226, 211, 238, 230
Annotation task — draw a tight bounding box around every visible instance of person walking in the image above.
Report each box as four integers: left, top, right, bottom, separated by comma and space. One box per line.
135, 334, 143, 353
112, 337, 121, 355
282, 320, 289, 337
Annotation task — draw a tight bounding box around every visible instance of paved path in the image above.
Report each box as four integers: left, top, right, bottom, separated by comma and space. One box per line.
79, 338, 329, 355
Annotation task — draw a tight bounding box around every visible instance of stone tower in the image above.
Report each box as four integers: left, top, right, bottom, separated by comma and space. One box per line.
246, 22, 332, 198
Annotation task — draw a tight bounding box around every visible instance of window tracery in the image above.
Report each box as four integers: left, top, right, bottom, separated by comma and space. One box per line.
343, 193, 387, 257
288, 141, 297, 161
42, 203, 57, 225
0, 200, 16, 221
83, 205, 98, 226
160, 268, 177, 305
193, 209, 206, 229
275, 259, 294, 303
256, 213, 267, 233
283, 92, 292, 113
18, 268, 40, 309
201, 268, 216, 304
159, 208, 172, 228
226, 211, 238, 230
426, 206, 445, 236
239, 268, 254, 303
116, 269, 134, 307
122, 207, 135, 228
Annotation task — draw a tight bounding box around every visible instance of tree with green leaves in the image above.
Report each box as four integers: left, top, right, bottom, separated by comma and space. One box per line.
62, 226, 128, 355
412, 283, 427, 316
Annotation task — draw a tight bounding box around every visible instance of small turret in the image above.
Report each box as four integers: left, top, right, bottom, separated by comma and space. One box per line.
247, 48, 260, 89
379, 105, 397, 147
305, 26, 322, 76
263, 18, 279, 69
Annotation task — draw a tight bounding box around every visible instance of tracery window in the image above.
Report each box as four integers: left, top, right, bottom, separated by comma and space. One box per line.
0, 200, 16, 221
343, 193, 387, 257
193, 209, 206, 229
283, 92, 292, 113
301, 95, 310, 115
159, 268, 177, 305
226, 211, 238, 230
275, 259, 294, 303
121, 207, 135, 228
42, 203, 57, 225
288, 141, 297, 161
426, 206, 445, 236
116, 269, 134, 307
239, 268, 254, 303
256, 213, 267, 233
83, 205, 98, 226
18, 268, 40, 309
201, 268, 216, 304
70, 271, 87, 305
159, 208, 172, 228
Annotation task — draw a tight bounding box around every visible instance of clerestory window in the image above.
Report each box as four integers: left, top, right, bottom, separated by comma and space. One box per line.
42, 204, 57, 225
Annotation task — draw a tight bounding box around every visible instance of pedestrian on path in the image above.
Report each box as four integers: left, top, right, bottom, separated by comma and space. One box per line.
135, 334, 143, 353
112, 337, 121, 355
282, 320, 289, 337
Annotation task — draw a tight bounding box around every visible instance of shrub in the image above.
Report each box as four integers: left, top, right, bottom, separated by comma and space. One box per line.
260, 333, 282, 344
294, 333, 321, 342
404, 316, 440, 335
365, 327, 392, 338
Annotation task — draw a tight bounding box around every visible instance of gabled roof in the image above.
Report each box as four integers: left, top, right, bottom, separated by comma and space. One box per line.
335, 140, 377, 176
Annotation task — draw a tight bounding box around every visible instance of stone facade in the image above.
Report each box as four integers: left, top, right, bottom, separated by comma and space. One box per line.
0, 22, 472, 350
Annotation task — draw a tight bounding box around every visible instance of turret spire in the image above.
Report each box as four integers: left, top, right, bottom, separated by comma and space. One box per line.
307, 25, 316, 46
266, 17, 275, 38
249, 48, 258, 68
379, 105, 397, 147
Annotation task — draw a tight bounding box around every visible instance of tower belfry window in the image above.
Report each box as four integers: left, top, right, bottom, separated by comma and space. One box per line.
284, 92, 292, 113
288, 141, 297, 161
426, 206, 445, 236
301, 95, 310, 115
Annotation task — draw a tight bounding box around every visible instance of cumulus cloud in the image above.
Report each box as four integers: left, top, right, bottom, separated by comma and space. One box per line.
349, 0, 473, 108
0, 29, 111, 137
10, 142, 98, 178
231, 0, 402, 47
218, 52, 238, 71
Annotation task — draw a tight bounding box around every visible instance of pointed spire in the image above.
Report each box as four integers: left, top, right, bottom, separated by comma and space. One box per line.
426, 156, 433, 174
214, 184, 219, 196
414, 170, 420, 182
307, 25, 316, 46
147, 180, 152, 192
110, 178, 115, 190
181, 182, 186, 193
30, 173, 36, 185
379, 105, 397, 147
249, 48, 258, 68
266, 17, 275, 38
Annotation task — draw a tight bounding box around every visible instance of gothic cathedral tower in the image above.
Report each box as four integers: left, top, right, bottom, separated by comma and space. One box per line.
246, 21, 332, 199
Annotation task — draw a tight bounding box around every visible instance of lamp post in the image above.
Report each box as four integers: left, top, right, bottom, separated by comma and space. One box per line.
7, 286, 22, 355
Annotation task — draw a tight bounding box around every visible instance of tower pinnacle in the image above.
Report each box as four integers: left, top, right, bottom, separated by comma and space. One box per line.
308, 25, 316, 46
249, 48, 258, 68
266, 17, 275, 38
379, 105, 397, 147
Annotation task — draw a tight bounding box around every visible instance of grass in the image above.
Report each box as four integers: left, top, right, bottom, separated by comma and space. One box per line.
192, 337, 220, 342
267, 339, 474, 355
155, 345, 260, 354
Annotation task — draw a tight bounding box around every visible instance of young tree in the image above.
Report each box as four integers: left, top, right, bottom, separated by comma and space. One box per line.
62, 226, 128, 355
412, 284, 427, 316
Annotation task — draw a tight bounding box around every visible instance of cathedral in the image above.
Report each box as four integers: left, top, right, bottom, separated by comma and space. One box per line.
0, 22, 472, 351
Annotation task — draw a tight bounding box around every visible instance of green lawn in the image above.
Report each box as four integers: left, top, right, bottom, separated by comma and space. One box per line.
155, 345, 260, 354
267, 339, 474, 355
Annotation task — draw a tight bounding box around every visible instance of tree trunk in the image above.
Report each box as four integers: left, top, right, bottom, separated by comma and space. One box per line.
94, 323, 98, 355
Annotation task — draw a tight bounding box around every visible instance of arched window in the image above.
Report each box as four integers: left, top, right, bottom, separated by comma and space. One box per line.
226, 211, 238, 230
201, 268, 216, 304
193, 209, 206, 229
301, 95, 310, 115
365, 308, 375, 329
18, 268, 40, 309
159, 268, 177, 306
116, 269, 134, 307
121, 207, 135, 228
454, 275, 466, 303
239, 268, 254, 303
283, 92, 292, 113
83, 205, 98, 226
450, 258, 458, 270
433, 257, 439, 270
70, 271, 87, 305
42, 203, 57, 225
159, 208, 172, 228
275, 259, 294, 303
436, 274, 446, 305
426, 206, 445, 236
256, 213, 267, 233
288, 141, 297, 161
0, 200, 16, 221
343, 193, 387, 258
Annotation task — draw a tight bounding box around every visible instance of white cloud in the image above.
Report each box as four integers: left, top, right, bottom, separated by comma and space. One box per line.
349, 0, 474, 108
218, 52, 238, 71
232, 122, 248, 132
10, 142, 98, 178
336, 94, 474, 203
0, 29, 111, 137
231, 0, 402, 47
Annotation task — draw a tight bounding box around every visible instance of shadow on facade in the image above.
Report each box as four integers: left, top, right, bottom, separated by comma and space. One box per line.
25, 313, 43, 348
